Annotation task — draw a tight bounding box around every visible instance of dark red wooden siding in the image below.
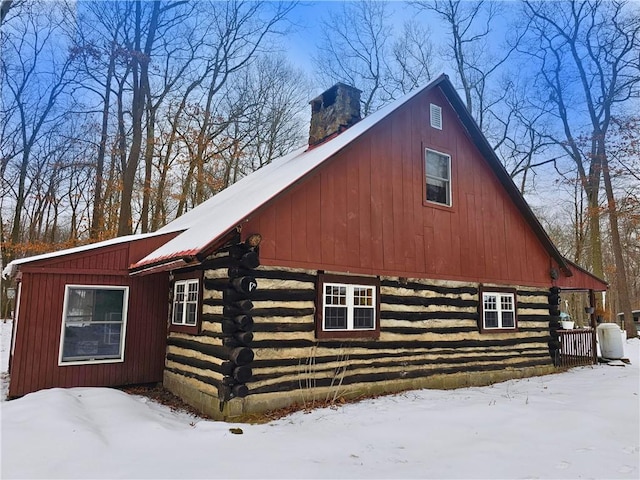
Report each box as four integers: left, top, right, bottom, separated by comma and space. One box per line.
554, 260, 608, 291
243, 86, 554, 287
9, 236, 172, 397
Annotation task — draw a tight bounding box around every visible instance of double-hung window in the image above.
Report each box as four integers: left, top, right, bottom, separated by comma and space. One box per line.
172, 279, 199, 327
317, 274, 380, 339
59, 285, 129, 365
481, 290, 517, 331
425, 149, 451, 206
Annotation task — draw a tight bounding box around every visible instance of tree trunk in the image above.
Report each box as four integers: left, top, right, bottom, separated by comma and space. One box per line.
601, 149, 637, 338
10, 146, 30, 248
117, 0, 160, 236
90, 46, 115, 240
0, 0, 13, 26
140, 74, 155, 233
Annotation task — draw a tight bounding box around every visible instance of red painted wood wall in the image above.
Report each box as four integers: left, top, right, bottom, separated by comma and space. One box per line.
244, 86, 554, 287
9, 234, 174, 397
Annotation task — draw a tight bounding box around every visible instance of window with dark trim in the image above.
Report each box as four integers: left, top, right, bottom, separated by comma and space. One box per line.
173, 279, 198, 326
479, 287, 518, 332
425, 148, 451, 206
316, 273, 380, 340
170, 271, 203, 334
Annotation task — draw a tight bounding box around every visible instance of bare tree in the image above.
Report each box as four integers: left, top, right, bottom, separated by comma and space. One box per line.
0, 0, 24, 27
172, 0, 296, 217
314, 1, 436, 115
412, 0, 523, 131
606, 116, 640, 323
233, 55, 308, 173
523, 0, 639, 336
388, 21, 439, 97
114, 0, 160, 236
411, 0, 550, 187
72, 1, 132, 240
494, 78, 559, 193
1, 1, 77, 257
314, 0, 390, 115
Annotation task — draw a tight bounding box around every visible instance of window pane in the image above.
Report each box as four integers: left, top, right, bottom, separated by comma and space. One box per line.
426, 151, 450, 180
502, 312, 515, 328
173, 302, 184, 324
175, 283, 185, 303
354, 308, 374, 329
501, 295, 513, 311
66, 289, 95, 321
187, 282, 198, 302
326, 285, 347, 306
353, 287, 373, 306
93, 290, 125, 322
186, 303, 197, 325
426, 179, 449, 204
62, 323, 122, 361
324, 306, 347, 329
484, 295, 497, 310
485, 311, 499, 328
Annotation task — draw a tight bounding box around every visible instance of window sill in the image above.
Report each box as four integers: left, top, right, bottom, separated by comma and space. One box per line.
479, 327, 519, 334
423, 199, 455, 212
169, 323, 200, 335
59, 357, 124, 367
316, 329, 380, 340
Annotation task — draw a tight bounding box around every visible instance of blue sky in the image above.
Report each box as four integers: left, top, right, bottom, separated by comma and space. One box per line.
285, 1, 450, 80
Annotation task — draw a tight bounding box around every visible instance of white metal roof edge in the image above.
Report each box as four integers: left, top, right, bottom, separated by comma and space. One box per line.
1, 230, 179, 280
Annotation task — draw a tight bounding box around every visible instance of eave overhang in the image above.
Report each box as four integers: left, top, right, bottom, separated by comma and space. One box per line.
437, 79, 573, 277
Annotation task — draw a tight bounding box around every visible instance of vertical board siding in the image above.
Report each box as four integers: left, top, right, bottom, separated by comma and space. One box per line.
9, 240, 170, 397
243, 85, 552, 286
240, 267, 551, 398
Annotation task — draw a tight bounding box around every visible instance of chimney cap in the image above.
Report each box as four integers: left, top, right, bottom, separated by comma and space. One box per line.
309, 83, 362, 104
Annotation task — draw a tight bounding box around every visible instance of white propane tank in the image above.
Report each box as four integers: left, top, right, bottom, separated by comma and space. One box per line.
597, 323, 625, 359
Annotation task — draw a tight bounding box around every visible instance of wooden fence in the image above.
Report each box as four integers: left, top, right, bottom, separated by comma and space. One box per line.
558, 329, 596, 367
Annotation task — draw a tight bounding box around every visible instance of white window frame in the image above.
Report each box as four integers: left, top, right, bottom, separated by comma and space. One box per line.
482, 291, 516, 330
58, 285, 129, 366
172, 279, 199, 326
430, 103, 442, 130
425, 148, 452, 207
322, 282, 376, 332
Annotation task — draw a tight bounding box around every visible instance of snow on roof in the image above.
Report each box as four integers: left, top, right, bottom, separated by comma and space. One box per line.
134, 75, 449, 269
2, 231, 176, 280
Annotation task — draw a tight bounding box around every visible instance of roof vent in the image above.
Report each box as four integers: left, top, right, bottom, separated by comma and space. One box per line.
309, 83, 361, 147
430, 103, 442, 130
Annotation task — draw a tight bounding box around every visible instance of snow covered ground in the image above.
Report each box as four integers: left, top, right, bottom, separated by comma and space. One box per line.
1, 319, 638, 479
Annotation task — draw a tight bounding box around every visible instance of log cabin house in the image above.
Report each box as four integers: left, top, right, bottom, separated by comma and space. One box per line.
2, 75, 607, 419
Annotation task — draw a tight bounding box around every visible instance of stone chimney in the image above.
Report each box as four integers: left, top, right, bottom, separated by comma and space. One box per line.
309, 83, 362, 147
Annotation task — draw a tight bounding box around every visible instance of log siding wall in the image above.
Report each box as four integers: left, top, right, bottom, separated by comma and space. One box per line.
164, 263, 555, 418
164, 253, 230, 406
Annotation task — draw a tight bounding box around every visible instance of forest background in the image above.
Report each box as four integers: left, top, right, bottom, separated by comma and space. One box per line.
0, 0, 638, 334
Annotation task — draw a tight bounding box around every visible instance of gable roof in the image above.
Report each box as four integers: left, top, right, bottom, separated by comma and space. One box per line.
2, 74, 581, 284
131, 75, 445, 272
132, 74, 573, 278
1, 231, 175, 280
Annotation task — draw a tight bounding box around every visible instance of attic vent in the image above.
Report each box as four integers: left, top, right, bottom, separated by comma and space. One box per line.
430, 104, 442, 130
